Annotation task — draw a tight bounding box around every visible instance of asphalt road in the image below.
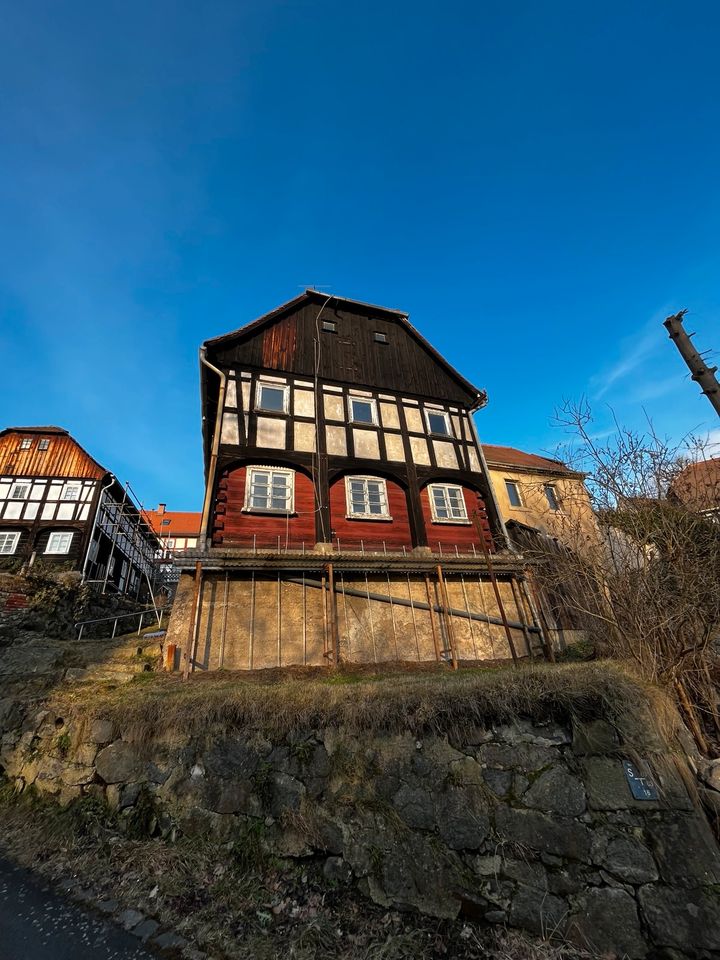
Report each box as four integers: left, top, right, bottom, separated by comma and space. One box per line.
0, 857, 156, 959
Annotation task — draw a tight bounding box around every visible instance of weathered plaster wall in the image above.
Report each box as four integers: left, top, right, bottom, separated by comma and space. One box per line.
2, 708, 719, 958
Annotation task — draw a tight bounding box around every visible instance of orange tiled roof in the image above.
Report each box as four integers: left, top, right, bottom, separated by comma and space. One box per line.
668, 457, 720, 511
482, 444, 577, 475
143, 509, 202, 536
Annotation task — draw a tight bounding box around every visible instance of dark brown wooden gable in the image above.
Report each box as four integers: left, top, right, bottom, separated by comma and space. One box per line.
210, 301, 476, 405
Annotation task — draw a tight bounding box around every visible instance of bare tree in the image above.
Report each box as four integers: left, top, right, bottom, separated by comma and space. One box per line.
525, 399, 720, 755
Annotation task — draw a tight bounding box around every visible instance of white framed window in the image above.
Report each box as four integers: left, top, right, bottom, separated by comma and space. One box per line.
45, 532, 73, 554
544, 484, 561, 511
38, 439, 50, 451
19, 439, 32, 450
9, 482, 30, 500
256, 382, 288, 413
505, 480, 523, 508
349, 397, 377, 425
424, 409, 452, 437
62, 482, 81, 501
244, 466, 295, 513
0, 531, 20, 555
345, 476, 391, 520
428, 483, 470, 523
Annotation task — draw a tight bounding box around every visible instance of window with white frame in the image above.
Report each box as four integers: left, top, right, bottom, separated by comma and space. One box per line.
19, 439, 32, 450
38, 439, 50, 451
505, 480, 523, 508
62, 482, 81, 501
9, 482, 30, 500
45, 532, 73, 554
345, 476, 391, 519
0, 532, 20, 555
349, 397, 377, 425
428, 483, 469, 523
544, 484, 561, 511
256, 382, 288, 413
425, 409, 452, 436
244, 467, 295, 513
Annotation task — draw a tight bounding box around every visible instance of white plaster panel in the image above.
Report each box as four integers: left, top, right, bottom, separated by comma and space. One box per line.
30, 483, 46, 500
404, 407, 423, 433
294, 422, 316, 452
5, 502, 22, 520
221, 412, 240, 445
451, 415, 461, 437
384, 434, 405, 462
225, 380, 237, 408
378, 394, 395, 401
244, 413, 249, 438
434, 441, 459, 469
326, 426, 347, 456
402, 398, 419, 405
259, 374, 286, 384
294, 390, 315, 419
82, 484, 95, 501
241, 371, 251, 379
57, 503, 74, 521
380, 403, 400, 429
349, 388, 372, 398
353, 429, 380, 460
324, 395, 345, 422
295, 380, 313, 388
0, 483, 9, 500
41, 503, 56, 520
409, 436, 431, 465
256, 417, 286, 449
241, 381, 251, 409
323, 384, 343, 393
46, 482, 62, 502
468, 447, 481, 472
24, 502, 39, 520
79, 504, 90, 521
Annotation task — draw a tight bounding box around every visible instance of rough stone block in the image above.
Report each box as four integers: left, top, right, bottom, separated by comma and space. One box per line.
95, 741, 143, 784
494, 807, 592, 862
523, 766, 586, 817
436, 787, 489, 850
572, 719, 619, 755
590, 827, 658, 884
568, 888, 646, 958
638, 884, 720, 952
88, 719, 114, 744
584, 756, 656, 810
270, 772, 306, 817
508, 885, 567, 937
476, 741, 558, 773
483, 769, 512, 797
648, 815, 720, 885
392, 784, 435, 830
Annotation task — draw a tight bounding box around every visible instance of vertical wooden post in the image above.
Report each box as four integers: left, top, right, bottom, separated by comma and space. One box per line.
182, 560, 202, 681
435, 564, 458, 670
326, 563, 339, 665
424, 574, 442, 662
509, 577, 534, 660
472, 512, 519, 665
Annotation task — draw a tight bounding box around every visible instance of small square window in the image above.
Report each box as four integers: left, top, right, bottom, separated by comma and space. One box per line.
544, 484, 561, 511
425, 410, 451, 436
345, 476, 391, 519
45, 532, 73, 554
19, 439, 32, 450
505, 480, 523, 508
0, 532, 20, 555
10, 483, 30, 500
38, 439, 50, 451
256, 383, 287, 413
428, 484, 469, 523
373, 332, 388, 344
349, 398, 376, 425
62, 483, 81, 501
322, 320, 337, 333
245, 467, 295, 513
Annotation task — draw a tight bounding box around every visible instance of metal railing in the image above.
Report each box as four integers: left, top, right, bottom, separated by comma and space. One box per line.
75, 607, 166, 641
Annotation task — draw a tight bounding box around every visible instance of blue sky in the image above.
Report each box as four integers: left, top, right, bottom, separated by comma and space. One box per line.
1, 1, 719, 509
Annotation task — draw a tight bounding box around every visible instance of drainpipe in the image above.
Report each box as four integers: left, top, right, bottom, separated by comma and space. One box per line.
199, 346, 228, 550
467, 396, 512, 551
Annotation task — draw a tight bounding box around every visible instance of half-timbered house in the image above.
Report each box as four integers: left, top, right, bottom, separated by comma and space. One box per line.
0, 426, 160, 600
167, 291, 550, 670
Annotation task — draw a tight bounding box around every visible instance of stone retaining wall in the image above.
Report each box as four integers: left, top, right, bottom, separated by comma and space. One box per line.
2, 709, 719, 959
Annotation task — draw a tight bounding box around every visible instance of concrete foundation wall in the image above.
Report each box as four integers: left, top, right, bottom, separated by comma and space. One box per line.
166, 571, 535, 671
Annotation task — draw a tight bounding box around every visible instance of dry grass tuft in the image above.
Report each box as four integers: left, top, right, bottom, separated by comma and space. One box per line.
47, 660, 674, 749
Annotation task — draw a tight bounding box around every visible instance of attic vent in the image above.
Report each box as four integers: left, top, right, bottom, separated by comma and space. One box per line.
322, 320, 336, 333
374, 332, 388, 344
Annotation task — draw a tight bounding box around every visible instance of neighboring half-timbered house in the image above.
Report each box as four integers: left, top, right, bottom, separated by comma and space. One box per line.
168, 291, 551, 670
0, 426, 160, 600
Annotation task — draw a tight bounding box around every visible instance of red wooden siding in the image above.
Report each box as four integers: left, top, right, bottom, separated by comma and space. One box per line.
420, 484, 496, 553
329, 476, 413, 551
213, 466, 316, 549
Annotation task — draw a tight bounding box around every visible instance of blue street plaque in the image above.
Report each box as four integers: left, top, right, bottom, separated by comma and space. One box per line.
623, 759, 659, 800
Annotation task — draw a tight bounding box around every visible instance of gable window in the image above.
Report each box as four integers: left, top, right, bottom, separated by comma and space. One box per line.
19, 439, 32, 450
256, 383, 288, 413
373, 332, 388, 344
62, 482, 81, 501
345, 476, 391, 519
9, 482, 30, 500
505, 480, 523, 508
45, 532, 73, 554
322, 320, 337, 333
0, 532, 20, 555
425, 409, 451, 437
161, 519, 171, 526
38, 439, 50, 451
349, 397, 377, 425
428, 484, 469, 523
244, 466, 294, 513
544, 484, 561, 511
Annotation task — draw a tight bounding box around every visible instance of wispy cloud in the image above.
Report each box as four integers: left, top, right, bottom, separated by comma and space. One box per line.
589, 309, 674, 400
